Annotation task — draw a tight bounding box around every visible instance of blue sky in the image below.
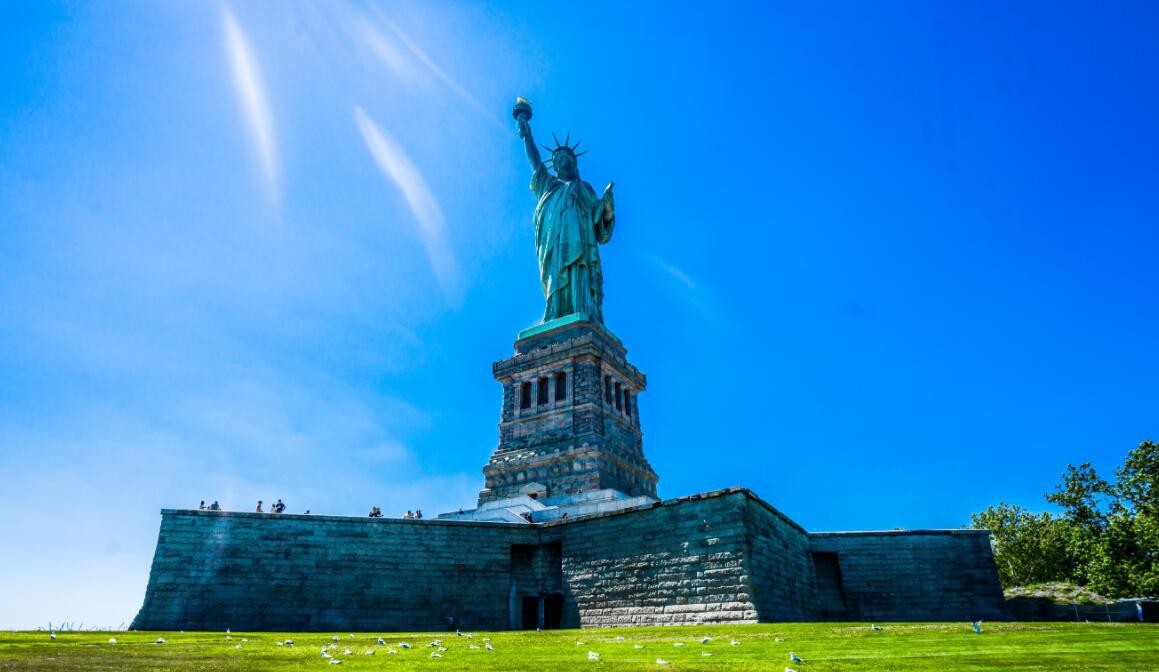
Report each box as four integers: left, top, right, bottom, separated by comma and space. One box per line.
1, 0, 1156, 629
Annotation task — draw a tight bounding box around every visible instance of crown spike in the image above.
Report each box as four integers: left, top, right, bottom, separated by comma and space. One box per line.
571, 140, 583, 152
564, 130, 571, 146
552, 131, 561, 147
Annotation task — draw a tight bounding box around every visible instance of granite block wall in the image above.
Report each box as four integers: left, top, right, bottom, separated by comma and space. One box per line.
808, 529, 1008, 621
133, 490, 1008, 632
132, 510, 537, 632
545, 491, 762, 628
743, 496, 818, 620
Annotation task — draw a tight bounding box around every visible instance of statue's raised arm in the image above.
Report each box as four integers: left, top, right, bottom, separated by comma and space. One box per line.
513, 98, 542, 171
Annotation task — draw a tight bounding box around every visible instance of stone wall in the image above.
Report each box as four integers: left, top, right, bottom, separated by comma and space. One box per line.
808, 529, 1008, 621
132, 510, 537, 632
132, 490, 1009, 631
743, 496, 817, 620
545, 490, 761, 627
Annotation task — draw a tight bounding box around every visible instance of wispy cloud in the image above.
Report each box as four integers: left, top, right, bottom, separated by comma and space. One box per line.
648, 255, 720, 321
223, 7, 278, 204
353, 106, 461, 304
651, 256, 698, 290
366, 5, 503, 128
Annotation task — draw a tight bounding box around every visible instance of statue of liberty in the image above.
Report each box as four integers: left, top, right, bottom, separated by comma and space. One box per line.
513, 99, 615, 324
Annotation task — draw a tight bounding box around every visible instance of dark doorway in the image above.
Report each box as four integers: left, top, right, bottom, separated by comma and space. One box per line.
543, 594, 564, 629
521, 596, 540, 630
810, 551, 848, 619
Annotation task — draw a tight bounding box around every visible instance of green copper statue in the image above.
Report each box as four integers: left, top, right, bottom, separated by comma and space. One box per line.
514, 99, 615, 324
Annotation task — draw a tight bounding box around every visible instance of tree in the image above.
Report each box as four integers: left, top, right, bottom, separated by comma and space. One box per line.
971, 440, 1158, 597
970, 503, 1070, 587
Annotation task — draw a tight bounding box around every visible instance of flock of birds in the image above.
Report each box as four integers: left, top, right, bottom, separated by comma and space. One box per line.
44, 621, 989, 667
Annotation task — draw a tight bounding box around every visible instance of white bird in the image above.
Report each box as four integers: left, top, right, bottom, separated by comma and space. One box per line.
328, 644, 337, 649
226, 629, 230, 634
321, 650, 330, 659
614, 636, 625, 641
787, 668, 799, 672
399, 642, 412, 649
364, 649, 375, 655
973, 620, 983, 634
50, 632, 56, 640
332, 635, 340, 642
790, 651, 804, 663
871, 624, 883, 631
226, 635, 232, 640
438, 647, 448, 652
485, 643, 494, 651
700, 636, 712, 644
587, 651, 600, 660
343, 649, 353, 655
377, 637, 386, 646
328, 659, 343, 665
576, 641, 586, 645
430, 652, 442, 658
656, 659, 670, 665
349, 634, 354, 639
731, 639, 741, 646
156, 638, 166, 645
634, 644, 645, 649
774, 637, 786, 642
284, 639, 293, 647
234, 644, 241, 650
674, 642, 684, 647
483, 637, 491, 641
456, 629, 463, 637
276, 642, 284, 647
469, 644, 480, 649
108, 638, 117, 645
387, 648, 398, 654
701, 652, 712, 657
466, 633, 474, 639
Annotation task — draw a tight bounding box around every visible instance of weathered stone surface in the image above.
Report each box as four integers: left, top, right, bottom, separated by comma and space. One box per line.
481, 321, 658, 504
132, 489, 1007, 631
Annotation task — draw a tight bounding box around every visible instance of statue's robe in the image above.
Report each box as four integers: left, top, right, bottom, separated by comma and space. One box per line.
531, 163, 614, 323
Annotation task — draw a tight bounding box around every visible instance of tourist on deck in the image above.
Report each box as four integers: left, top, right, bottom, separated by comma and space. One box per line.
273, 499, 285, 513
198, 500, 205, 510
415, 509, 423, 519
209, 500, 221, 511
368, 506, 383, 518
256, 501, 264, 513
403, 510, 414, 519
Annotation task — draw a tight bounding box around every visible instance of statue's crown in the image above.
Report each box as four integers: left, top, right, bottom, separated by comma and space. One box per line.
542, 131, 586, 162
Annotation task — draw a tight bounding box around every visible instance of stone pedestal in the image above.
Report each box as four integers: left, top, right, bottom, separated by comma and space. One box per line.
478, 317, 659, 506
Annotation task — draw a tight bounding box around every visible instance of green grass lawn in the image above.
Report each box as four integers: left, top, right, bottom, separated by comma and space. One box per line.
1, 623, 1156, 671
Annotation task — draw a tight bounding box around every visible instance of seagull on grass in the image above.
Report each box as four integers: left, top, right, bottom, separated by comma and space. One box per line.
787, 668, 799, 672
377, 637, 386, 646
321, 648, 330, 658
364, 649, 375, 655
399, 641, 412, 649
469, 644, 480, 649
656, 659, 670, 665
730, 639, 741, 646
973, 620, 984, 634
790, 651, 804, 663
430, 652, 442, 658
388, 648, 397, 654
485, 643, 494, 651
328, 659, 343, 665
701, 652, 712, 657
774, 637, 786, 642
234, 644, 241, 650
108, 638, 117, 645
283, 639, 293, 647
700, 636, 712, 644
871, 624, 883, 631
634, 644, 645, 649
50, 632, 56, 640
343, 649, 353, 655
587, 651, 601, 660
155, 638, 167, 645
332, 635, 339, 642
674, 642, 684, 647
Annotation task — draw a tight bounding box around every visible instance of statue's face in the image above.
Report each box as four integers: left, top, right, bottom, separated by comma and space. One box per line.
553, 151, 577, 180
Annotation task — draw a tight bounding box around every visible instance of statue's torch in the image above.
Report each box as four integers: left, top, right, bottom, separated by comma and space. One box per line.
512, 97, 532, 123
